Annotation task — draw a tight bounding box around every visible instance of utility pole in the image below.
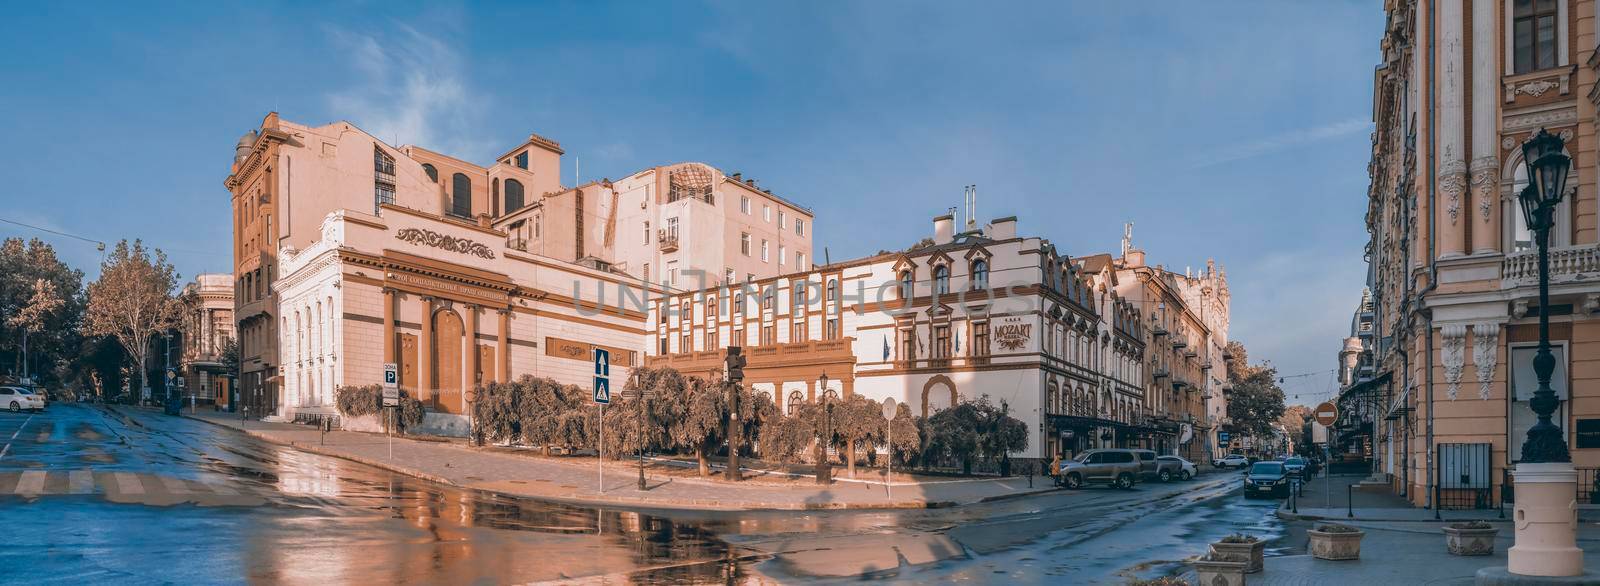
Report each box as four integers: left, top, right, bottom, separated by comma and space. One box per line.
725, 347, 746, 482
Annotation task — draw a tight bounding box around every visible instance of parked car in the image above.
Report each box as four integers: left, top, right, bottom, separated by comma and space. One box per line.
1283, 456, 1307, 477
1058, 449, 1142, 490
1130, 449, 1182, 482
1243, 461, 1290, 498
1158, 455, 1198, 480
1214, 453, 1250, 469
0, 386, 45, 413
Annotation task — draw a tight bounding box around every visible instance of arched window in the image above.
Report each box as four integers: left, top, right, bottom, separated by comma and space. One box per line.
450, 173, 472, 217
788, 390, 805, 415
933, 265, 949, 295
970, 259, 988, 290
422, 163, 438, 183
827, 279, 839, 302
1510, 159, 1572, 251
899, 270, 914, 299
504, 179, 525, 213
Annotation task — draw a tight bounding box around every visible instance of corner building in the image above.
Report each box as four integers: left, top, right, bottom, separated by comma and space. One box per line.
1363, 0, 1600, 508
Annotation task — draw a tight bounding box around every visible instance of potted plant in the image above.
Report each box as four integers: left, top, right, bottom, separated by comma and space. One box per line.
1190, 552, 1248, 586
1442, 520, 1499, 556
1211, 533, 1264, 573
1308, 523, 1365, 560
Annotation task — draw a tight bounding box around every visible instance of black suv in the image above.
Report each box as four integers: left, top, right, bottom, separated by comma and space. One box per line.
1243, 461, 1289, 498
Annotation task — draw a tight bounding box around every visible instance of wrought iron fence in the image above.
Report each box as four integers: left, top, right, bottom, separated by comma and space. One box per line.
1435, 443, 1493, 510
1498, 466, 1600, 507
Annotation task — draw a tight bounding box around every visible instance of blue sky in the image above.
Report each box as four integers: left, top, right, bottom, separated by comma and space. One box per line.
0, 1, 1380, 406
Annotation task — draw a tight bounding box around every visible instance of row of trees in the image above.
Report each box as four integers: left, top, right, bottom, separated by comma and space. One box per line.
0, 237, 190, 402
464, 366, 1030, 478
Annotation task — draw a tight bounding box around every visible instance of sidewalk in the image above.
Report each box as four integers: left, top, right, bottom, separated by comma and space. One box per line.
173, 409, 1061, 511
1277, 472, 1600, 523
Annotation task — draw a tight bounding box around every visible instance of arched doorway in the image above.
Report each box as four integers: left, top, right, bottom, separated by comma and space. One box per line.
433, 309, 464, 414
921, 374, 958, 419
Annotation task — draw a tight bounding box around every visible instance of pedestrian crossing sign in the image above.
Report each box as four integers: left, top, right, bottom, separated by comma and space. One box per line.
593, 376, 610, 404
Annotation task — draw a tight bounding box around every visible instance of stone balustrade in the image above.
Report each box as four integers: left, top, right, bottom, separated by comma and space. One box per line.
1502, 244, 1600, 288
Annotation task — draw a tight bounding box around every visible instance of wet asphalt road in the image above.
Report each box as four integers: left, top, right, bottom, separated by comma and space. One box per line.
0, 405, 1286, 584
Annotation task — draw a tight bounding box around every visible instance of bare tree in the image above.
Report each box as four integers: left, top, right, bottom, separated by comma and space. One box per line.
83, 240, 180, 401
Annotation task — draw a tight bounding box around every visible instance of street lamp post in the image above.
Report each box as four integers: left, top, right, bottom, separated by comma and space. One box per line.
1503, 128, 1585, 579
816, 372, 835, 485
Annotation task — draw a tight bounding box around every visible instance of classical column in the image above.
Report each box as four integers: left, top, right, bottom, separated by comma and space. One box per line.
1469, 0, 1500, 254
382, 288, 395, 365
497, 309, 510, 383
419, 296, 434, 406
1437, 0, 1468, 258
463, 303, 478, 413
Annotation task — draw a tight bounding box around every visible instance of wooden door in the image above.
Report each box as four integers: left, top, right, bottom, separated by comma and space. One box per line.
433, 310, 464, 414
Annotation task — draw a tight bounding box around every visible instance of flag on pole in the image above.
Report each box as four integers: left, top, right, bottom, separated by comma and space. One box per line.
954, 331, 961, 353
882, 335, 890, 361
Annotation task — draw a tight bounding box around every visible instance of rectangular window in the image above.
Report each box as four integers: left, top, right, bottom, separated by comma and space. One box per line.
934, 325, 951, 359
1513, 0, 1559, 74
706, 330, 717, 349
761, 239, 769, 262
779, 245, 787, 265
973, 321, 990, 357
778, 210, 786, 228
681, 331, 692, 352
659, 337, 668, 355
796, 218, 805, 236
514, 151, 529, 170
797, 252, 806, 269
374, 183, 396, 214
643, 221, 651, 245
764, 204, 771, 222
741, 233, 751, 256
667, 217, 679, 240
732, 328, 744, 347
761, 325, 775, 346
899, 329, 915, 362
791, 320, 808, 342
825, 318, 840, 340
741, 196, 751, 214
725, 268, 735, 285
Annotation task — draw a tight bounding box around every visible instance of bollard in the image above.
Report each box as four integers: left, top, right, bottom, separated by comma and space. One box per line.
1348, 484, 1354, 518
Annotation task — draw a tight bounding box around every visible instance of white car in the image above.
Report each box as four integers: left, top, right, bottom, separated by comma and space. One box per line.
1213, 454, 1250, 469
1158, 455, 1198, 480
0, 386, 45, 413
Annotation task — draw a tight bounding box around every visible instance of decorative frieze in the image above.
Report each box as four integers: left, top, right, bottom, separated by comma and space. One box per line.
1471, 322, 1499, 401
1502, 107, 1578, 134
1438, 157, 1467, 226
396, 228, 497, 260
1469, 156, 1497, 222
1441, 324, 1468, 401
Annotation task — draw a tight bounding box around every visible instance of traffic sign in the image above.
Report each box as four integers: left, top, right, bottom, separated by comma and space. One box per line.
881, 397, 897, 419
1314, 402, 1339, 426
382, 363, 399, 407
594, 348, 610, 377
593, 376, 611, 404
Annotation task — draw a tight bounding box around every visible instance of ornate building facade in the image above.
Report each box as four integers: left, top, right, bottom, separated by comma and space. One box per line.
1364, 0, 1600, 507
178, 273, 235, 408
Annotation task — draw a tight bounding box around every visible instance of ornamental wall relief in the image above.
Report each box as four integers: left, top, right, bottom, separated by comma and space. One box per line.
1471, 322, 1499, 401
1438, 157, 1467, 226
396, 228, 497, 259
1441, 324, 1468, 400
1469, 156, 1498, 222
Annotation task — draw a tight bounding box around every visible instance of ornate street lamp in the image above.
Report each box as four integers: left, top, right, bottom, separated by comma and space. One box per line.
816, 372, 836, 485
1500, 127, 1587, 580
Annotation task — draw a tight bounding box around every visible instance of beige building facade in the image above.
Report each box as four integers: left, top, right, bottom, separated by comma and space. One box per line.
178, 273, 235, 408
1363, 0, 1600, 508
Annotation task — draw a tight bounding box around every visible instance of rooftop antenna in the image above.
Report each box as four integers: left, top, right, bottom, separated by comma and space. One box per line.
1121, 222, 1134, 257
964, 185, 978, 231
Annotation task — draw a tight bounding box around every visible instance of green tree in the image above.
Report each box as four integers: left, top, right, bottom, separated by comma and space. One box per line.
833, 394, 887, 478
1225, 345, 1288, 442
83, 240, 180, 400
0, 238, 86, 387
888, 403, 921, 466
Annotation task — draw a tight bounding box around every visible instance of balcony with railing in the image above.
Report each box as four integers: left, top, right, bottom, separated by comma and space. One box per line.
1502, 243, 1600, 288
658, 230, 679, 253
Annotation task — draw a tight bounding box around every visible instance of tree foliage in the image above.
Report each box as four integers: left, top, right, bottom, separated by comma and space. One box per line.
1224, 342, 1287, 440
83, 240, 180, 399
0, 238, 86, 387
924, 395, 1028, 475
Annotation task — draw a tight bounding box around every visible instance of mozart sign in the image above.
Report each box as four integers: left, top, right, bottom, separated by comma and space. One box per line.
995, 317, 1032, 351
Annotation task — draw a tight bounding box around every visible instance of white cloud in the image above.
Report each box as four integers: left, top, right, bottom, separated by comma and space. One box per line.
325, 24, 492, 159
1188, 118, 1372, 169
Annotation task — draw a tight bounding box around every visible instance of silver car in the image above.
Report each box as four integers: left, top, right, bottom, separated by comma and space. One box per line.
1058, 449, 1142, 490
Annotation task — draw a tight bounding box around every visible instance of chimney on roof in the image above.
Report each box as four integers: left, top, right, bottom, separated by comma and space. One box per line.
933, 213, 955, 245
986, 216, 1017, 240
762, 189, 772, 195
730, 172, 741, 181
1125, 249, 1146, 268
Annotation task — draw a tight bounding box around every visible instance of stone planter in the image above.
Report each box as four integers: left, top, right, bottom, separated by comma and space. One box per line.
1442, 525, 1498, 556
1308, 526, 1365, 560
1211, 539, 1265, 573
1190, 556, 1248, 586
